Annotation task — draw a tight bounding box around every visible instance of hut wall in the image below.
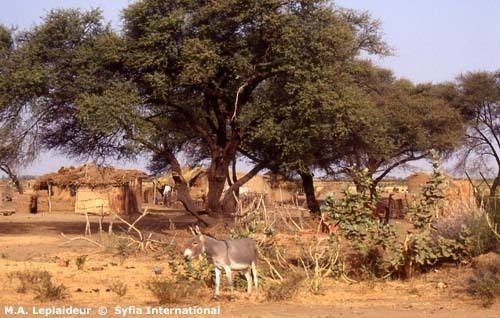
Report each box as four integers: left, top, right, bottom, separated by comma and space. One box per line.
75, 187, 111, 215
35, 186, 76, 213
107, 180, 143, 214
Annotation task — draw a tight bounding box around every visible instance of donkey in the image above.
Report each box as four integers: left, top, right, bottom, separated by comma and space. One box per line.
183, 225, 258, 300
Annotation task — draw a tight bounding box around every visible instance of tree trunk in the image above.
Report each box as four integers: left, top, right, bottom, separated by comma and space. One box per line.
165, 150, 215, 227
0, 164, 23, 194
299, 171, 320, 214
490, 172, 500, 197
11, 174, 23, 194
206, 158, 229, 215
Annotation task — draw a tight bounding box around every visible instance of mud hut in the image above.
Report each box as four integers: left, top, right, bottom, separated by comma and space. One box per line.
34, 164, 147, 215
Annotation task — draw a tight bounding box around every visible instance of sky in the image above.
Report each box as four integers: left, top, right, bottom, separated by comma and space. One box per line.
0, 0, 499, 176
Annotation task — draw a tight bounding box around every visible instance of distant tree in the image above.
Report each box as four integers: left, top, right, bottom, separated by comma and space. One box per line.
454, 71, 500, 197
15, 1, 389, 224
332, 62, 463, 197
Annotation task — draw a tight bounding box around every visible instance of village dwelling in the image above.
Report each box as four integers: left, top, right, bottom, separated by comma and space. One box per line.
33, 164, 147, 215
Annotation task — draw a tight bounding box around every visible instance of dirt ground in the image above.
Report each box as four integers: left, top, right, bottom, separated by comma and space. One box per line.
0, 211, 498, 318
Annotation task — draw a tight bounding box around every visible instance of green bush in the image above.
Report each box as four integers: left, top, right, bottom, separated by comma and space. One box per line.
321, 169, 402, 279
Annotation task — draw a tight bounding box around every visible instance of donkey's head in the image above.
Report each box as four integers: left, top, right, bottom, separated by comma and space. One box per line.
183, 225, 205, 260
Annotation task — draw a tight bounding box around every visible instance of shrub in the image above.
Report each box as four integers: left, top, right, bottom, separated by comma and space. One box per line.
146, 278, 204, 304
75, 255, 87, 270
109, 280, 128, 298
7, 269, 67, 301
467, 253, 500, 307
435, 211, 498, 256
33, 280, 68, 302
404, 152, 472, 277
167, 249, 214, 288
265, 272, 305, 301
7, 269, 52, 294
321, 169, 403, 280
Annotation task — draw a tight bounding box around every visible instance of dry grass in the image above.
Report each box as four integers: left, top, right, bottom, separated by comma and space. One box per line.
7, 269, 68, 302
468, 253, 500, 307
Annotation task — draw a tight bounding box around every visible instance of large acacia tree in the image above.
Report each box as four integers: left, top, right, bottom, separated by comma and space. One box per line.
11, 1, 388, 224
331, 62, 463, 196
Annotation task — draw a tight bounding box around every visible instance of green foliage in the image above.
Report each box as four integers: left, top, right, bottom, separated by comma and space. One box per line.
148, 248, 210, 304
404, 153, 472, 277
409, 150, 446, 229
167, 248, 213, 288
321, 171, 402, 279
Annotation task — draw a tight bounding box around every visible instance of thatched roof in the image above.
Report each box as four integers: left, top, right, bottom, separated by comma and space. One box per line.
34, 163, 147, 189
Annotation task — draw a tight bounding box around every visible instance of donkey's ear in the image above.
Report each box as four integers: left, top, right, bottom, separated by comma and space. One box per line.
188, 226, 196, 236
194, 225, 202, 235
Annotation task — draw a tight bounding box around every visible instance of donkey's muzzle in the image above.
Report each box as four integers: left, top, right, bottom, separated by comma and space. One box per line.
183, 248, 193, 261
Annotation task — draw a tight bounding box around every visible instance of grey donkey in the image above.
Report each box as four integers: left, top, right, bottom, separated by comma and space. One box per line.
183, 225, 258, 300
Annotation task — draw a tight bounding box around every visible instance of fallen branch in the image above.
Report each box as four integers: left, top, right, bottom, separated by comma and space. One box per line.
60, 232, 105, 248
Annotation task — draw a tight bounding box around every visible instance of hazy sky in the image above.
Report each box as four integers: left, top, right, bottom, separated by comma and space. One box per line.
1, 0, 499, 176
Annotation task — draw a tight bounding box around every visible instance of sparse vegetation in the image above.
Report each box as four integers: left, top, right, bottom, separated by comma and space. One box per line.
33, 279, 68, 302
146, 278, 204, 304
467, 253, 500, 307
7, 269, 67, 301
75, 255, 87, 270
109, 280, 128, 298
265, 272, 305, 301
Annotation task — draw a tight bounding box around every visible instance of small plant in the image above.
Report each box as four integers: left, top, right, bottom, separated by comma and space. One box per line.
33, 280, 68, 302
297, 236, 340, 294
7, 270, 52, 293
75, 255, 88, 270
467, 253, 500, 307
114, 238, 135, 264
7, 269, 67, 301
265, 272, 305, 301
146, 278, 204, 304
1, 253, 7, 259
109, 280, 128, 298
167, 249, 213, 288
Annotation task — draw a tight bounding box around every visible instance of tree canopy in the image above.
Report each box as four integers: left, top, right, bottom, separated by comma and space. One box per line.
2, 0, 392, 224
0, 1, 475, 224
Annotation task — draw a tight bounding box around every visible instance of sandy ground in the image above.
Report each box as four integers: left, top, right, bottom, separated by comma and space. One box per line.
0, 212, 498, 318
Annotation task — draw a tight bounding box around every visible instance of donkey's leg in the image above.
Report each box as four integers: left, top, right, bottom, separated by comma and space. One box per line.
223, 266, 234, 300
251, 261, 258, 297
244, 269, 252, 298
214, 267, 221, 299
